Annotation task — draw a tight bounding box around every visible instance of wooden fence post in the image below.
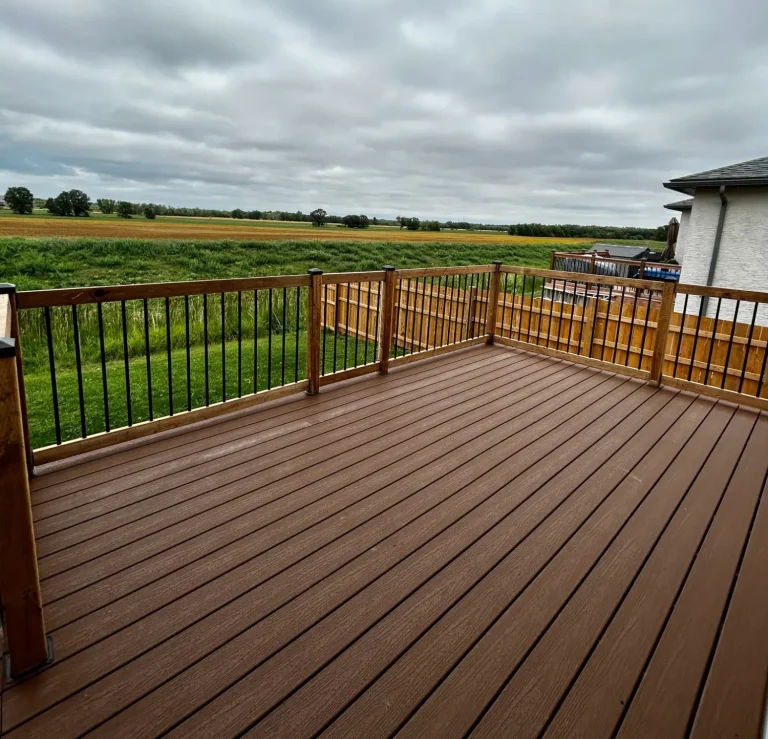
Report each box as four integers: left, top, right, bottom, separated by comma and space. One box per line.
649, 277, 677, 386
549, 251, 556, 270
589, 253, 597, 274
306, 269, 323, 395
486, 261, 503, 344
0, 287, 50, 679
379, 266, 397, 374
639, 258, 647, 279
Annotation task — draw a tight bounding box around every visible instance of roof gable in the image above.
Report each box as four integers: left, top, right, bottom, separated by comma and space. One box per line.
665, 156, 768, 194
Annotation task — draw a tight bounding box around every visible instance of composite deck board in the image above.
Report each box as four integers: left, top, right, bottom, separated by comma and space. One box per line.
2, 345, 766, 739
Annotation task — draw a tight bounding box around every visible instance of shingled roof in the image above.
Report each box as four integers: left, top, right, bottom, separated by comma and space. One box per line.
665, 156, 768, 194
664, 198, 694, 212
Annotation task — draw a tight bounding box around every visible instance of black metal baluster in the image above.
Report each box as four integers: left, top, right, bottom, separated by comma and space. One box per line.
721, 300, 740, 390
253, 290, 259, 393
281, 287, 287, 386
441, 276, 450, 345
267, 288, 273, 389
44, 307, 61, 443
344, 283, 351, 367
613, 288, 625, 364
237, 291, 242, 397
589, 284, 602, 359
71, 305, 87, 438
322, 283, 328, 376
364, 280, 373, 364
143, 298, 153, 421
97, 303, 110, 433
565, 281, 576, 353
545, 277, 556, 349
203, 294, 209, 406
704, 298, 722, 384
688, 296, 706, 381
121, 301, 132, 426
600, 286, 613, 362
453, 275, 461, 344
525, 276, 535, 343
185, 296, 191, 411
756, 318, 768, 398
402, 278, 412, 355
519, 275, 527, 341
221, 292, 226, 402
414, 277, 424, 350
294, 286, 301, 382
481, 272, 489, 336
432, 277, 441, 347
510, 274, 518, 340
739, 303, 759, 395
577, 282, 587, 355
373, 281, 381, 361
165, 297, 173, 415
333, 285, 339, 371
425, 276, 435, 348
501, 273, 509, 339
638, 289, 651, 370
456, 274, 467, 344
354, 282, 362, 366
625, 287, 639, 365
673, 293, 688, 380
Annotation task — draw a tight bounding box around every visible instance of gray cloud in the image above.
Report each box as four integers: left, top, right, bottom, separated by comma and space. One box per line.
1, 0, 767, 226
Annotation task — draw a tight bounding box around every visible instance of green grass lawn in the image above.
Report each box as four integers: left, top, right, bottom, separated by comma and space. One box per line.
26, 328, 375, 448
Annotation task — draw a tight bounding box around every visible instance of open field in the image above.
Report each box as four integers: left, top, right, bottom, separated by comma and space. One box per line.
0, 212, 594, 244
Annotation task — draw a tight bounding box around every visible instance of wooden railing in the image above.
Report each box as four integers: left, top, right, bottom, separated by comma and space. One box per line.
1, 263, 767, 676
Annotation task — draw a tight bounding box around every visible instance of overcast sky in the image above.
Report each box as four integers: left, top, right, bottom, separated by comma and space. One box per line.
1, 0, 767, 226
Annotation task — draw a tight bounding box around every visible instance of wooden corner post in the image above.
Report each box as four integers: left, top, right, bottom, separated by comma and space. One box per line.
306, 269, 323, 395
0, 286, 50, 679
485, 261, 503, 344
379, 266, 397, 374
649, 277, 677, 386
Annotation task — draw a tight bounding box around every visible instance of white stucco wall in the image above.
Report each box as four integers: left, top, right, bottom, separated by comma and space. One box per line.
674, 209, 691, 265
675, 187, 768, 325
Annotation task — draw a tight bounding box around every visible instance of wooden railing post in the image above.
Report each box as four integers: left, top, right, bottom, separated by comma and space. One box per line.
639, 258, 647, 280
589, 253, 597, 274
549, 251, 556, 270
306, 269, 323, 395
486, 261, 503, 344
379, 266, 397, 374
650, 277, 677, 386
0, 286, 50, 679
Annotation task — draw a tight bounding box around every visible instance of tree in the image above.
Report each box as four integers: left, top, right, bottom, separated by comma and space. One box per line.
44, 197, 57, 214
406, 217, 420, 231
116, 201, 134, 219
245, 210, 262, 220
341, 214, 369, 229
143, 205, 157, 219
421, 220, 440, 232
68, 189, 90, 217
231, 208, 245, 219
97, 198, 116, 214
4, 186, 34, 214
310, 208, 327, 227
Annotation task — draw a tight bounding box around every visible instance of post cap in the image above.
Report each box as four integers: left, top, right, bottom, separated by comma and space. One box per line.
382, 265, 396, 271
0, 338, 16, 358
493, 260, 503, 266
0, 283, 16, 295
307, 268, 323, 275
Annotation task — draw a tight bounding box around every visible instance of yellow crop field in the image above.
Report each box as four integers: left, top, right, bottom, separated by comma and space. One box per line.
0, 215, 593, 245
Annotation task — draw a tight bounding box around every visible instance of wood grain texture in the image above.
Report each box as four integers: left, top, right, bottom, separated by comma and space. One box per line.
4, 347, 767, 739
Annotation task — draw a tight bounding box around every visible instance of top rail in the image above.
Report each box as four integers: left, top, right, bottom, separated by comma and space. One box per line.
397, 265, 495, 279
16, 274, 312, 308
321, 271, 386, 285
551, 251, 682, 271
676, 283, 768, 303
501, 265, 660, 292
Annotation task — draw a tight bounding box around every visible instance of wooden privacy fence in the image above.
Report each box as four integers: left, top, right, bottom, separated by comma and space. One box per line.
1, 261, 768, 677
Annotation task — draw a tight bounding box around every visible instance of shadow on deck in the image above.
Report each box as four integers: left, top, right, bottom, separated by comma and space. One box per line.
2, 344, 767, 738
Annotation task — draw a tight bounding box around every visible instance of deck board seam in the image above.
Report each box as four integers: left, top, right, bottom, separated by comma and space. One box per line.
32, 353, 539, 539
31, 351, 522, 510
459, 401, 734, 739
35, 357, 565, 585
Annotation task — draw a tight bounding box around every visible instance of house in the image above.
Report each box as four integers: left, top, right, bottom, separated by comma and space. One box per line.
664, 156, 768, 322
587, 243, 657, 261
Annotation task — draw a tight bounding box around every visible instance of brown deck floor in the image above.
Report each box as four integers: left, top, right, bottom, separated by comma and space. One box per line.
2, 344, 768, 738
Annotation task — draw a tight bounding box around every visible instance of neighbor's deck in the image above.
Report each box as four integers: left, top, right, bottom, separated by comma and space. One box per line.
2, 344, 767, 738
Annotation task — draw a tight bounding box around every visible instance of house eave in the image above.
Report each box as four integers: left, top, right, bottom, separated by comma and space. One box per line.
664, 178, 768, 195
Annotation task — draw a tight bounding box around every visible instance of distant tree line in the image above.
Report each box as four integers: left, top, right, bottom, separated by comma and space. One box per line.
2, 185, 668, 241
